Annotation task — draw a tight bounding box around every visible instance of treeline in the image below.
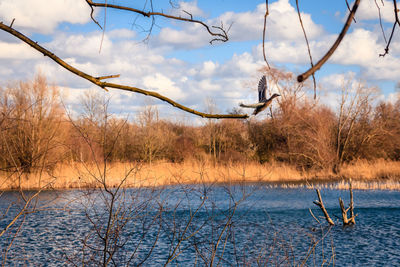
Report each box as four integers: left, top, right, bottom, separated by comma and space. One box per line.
0, 72, 399, 174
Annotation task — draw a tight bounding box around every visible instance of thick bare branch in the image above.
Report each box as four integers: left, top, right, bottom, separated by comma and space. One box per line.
339, 197, 350, 224
0, 22, 247, 119
85, 0, 229, 44
297, 0, 361, 82
313, 189, 335, 225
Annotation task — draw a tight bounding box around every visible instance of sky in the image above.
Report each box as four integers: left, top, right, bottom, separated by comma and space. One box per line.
0, 0, 399, 122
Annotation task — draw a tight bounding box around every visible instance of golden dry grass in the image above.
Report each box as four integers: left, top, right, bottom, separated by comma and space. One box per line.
1, 159, 400, 191
340, 159, 400, 180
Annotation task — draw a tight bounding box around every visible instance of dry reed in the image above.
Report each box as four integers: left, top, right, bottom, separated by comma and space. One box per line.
1, 159, 399, 191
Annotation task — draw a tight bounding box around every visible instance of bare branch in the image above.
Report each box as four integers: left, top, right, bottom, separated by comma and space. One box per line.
182, 10, 193, 20
348, 180, 356, 224
85, 0, 102, 29
309, 208, 320, 224
85, 0, 229, 43
0, 22, 247, 119
339, 197, 350, 224
313, 189, 335, 225
0, 190, 41, 238
95, 74, 120, 80
297, 0, 361, 82
98, 0, 107, 53
339, 180, 356, 225
379, 0, 400, 57
345, 0, 357, 22
295, 0, 316, 99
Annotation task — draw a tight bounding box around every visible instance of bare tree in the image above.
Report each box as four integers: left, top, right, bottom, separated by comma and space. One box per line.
334, 79, 378, 172
0, 74, 65, 174
0, 75, 65, 264
136, 105, 167, 164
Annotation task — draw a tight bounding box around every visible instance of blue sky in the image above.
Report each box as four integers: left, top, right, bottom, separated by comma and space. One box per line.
0, 0, 399, 121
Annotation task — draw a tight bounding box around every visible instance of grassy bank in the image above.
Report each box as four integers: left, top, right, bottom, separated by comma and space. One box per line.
1, 159, 400, 191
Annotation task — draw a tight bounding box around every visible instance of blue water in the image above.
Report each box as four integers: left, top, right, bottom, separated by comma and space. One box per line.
1, 185, 399, 266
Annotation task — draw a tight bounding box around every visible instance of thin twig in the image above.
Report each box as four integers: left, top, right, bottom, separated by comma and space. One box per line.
295, 0, 316, 99
345, 0, 357, 22
85, 0, 102, 29
380, 0, 400, 56
262, 0, 271, 69
85, 0, 228, 43
99, 0, 107, 53
309, 208, 320, 224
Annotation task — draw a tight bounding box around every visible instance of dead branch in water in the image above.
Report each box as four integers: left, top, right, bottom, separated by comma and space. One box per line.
339, 180, 356, 225
312, 180, 357, 227
313, 189, 335, 226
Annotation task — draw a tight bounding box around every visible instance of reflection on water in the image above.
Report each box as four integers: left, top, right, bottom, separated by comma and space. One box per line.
1, 186, 399, 266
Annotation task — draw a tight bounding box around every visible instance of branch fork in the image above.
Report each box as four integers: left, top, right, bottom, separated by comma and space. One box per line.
311, 180, 356, 226
313, 189, 335, 226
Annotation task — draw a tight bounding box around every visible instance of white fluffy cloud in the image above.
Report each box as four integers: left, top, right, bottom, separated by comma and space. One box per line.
332, 28, 380, 65
176, 1, 206, 17
216, 0, 323, 42
356, 0, 394, 22
0, 41, 41, 59
157, 0, 324, 49
199, 61, 218, 77
156, 25, 211, 49
143, 73, 185, 100
319, 72, 356, 91
48, 32, 113, 60
331, 28, 400, 80
0, 0, 91, 34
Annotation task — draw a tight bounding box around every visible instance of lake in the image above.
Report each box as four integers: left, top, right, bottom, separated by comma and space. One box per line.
1, 185, 399, 266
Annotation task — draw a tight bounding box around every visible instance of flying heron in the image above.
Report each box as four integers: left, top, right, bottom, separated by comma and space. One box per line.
239, 75, 280, 115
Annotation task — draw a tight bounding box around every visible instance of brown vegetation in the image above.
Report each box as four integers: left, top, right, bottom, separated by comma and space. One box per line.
1, 160, 400, 191
1, 72, 400, 190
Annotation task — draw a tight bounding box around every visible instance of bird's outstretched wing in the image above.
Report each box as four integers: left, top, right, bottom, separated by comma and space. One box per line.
239, 102, 264, 108
258, 75, 267, 102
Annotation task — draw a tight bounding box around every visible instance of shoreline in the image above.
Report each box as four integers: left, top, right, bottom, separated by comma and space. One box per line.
2, 180, 400, 191
1, 160, 400, 191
